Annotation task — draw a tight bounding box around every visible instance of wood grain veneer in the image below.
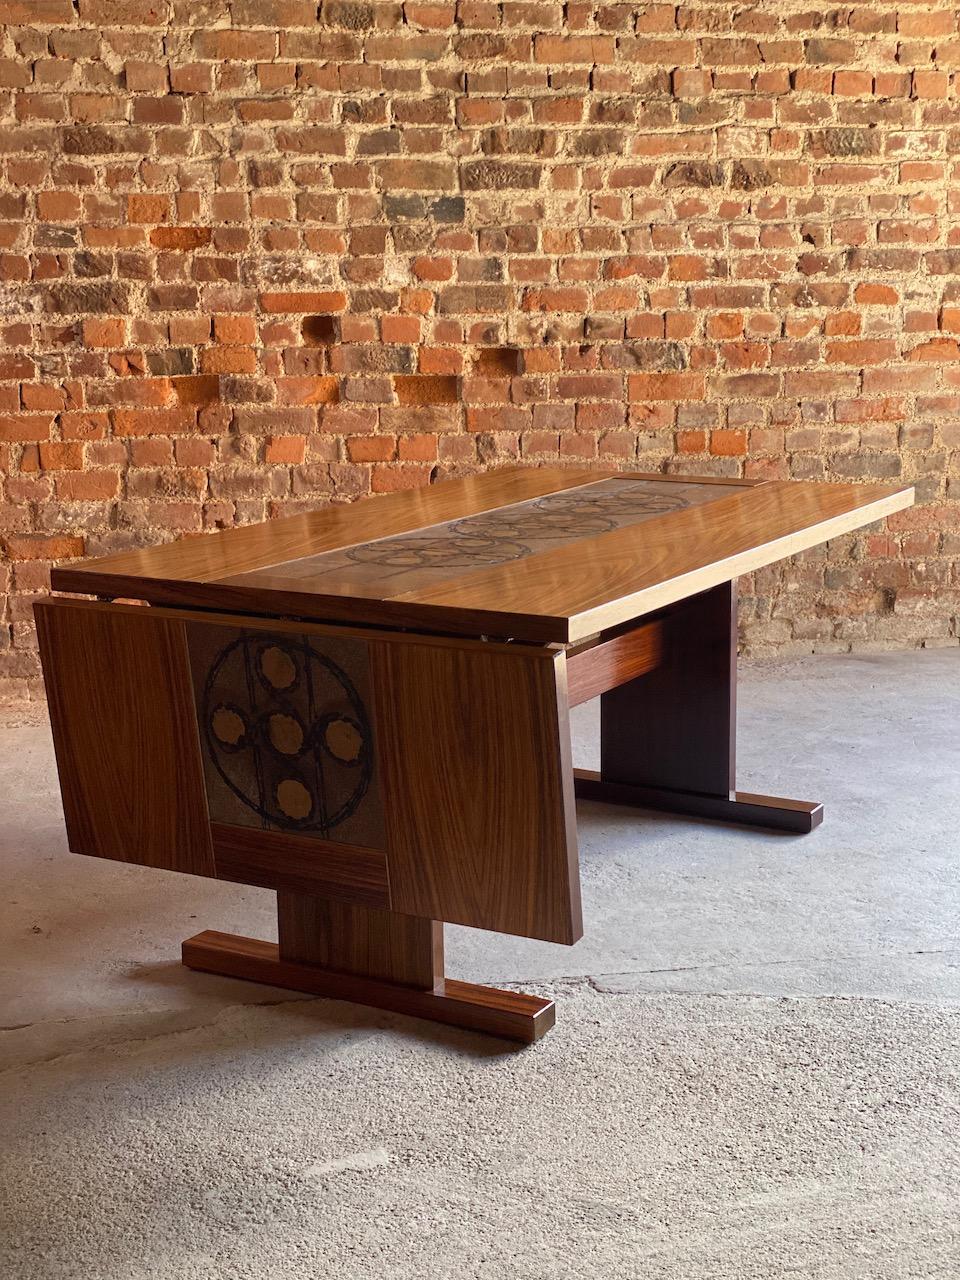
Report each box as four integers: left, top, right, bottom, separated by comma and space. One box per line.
35, 599, 215, 876
182, 930, 556, 1043
370, 638, 581, 944
393, 478, 914, 643
277, 894, 443, 988
565, 620, 662, 707
212, 825, 390, 908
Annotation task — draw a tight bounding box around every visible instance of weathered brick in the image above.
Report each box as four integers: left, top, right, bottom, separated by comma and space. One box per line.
0, 0, 955, 702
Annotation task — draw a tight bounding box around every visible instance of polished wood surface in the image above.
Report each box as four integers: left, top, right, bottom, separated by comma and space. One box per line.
35, 598, 580, 944
50, 467, 914, 644
182, 930, 556, 1043
395, 477, 914, 643
565, 620, 662, 708
601, 584, 736, 797
573, 772, 824, 834
371, 638, 581, 944
212, 825, 389, 909
52, 466, 600, 592
277, 893, 442, 988
35, 599, 215, 876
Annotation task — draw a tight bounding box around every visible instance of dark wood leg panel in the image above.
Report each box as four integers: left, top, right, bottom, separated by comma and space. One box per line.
574, 769, 823, 834
595, 582, 822, 834
182, 893, 555, 1044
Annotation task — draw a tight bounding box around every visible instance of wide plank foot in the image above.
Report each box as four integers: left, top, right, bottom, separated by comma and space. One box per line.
182, 930, 555, 1044
574, 769, 823, 834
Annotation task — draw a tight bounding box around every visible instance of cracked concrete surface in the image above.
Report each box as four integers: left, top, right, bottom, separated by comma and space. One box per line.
1, 651, 959, 1278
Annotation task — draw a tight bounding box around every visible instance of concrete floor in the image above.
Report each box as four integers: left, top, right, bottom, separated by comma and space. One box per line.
1, 651, 959, 1278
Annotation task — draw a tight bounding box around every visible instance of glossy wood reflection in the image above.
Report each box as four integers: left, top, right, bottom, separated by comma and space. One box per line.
51, 468, 913, 644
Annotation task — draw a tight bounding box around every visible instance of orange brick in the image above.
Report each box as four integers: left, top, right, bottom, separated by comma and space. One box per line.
856, 283, 899, 305
676, 430, 706, 453
710, 429, 747, 456
394, 375, 458, 405
382, 315, 421, 343
628, 372, 706, 401
706, 312, 744, 339
127, 194, 172, 224
38, 441, 84, 469
200, 346, 257, 374
908, 338, 960, 362
37, 191, 81, 221
83, 317, 126, 348
371, 463, 432, 492
276, 376, 339, 405
826, 340, 898, 365
265, 435, 306, 464
5, 534, 85, 561
347, 436, 397, 463
214, 314, 256, 344
150, 226, 212, 250
0, 414, 53, 443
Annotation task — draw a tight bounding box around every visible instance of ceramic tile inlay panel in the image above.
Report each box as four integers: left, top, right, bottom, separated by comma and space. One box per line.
187, 624, 384, 848
257, 477, 742, 596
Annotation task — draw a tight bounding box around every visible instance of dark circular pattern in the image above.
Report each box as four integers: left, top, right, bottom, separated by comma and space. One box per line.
201, 635, 372, 834
346, 531, 529, 569
341, 482, 694, 573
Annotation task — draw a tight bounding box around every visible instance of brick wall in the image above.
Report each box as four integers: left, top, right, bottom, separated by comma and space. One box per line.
2, 1, 959, 702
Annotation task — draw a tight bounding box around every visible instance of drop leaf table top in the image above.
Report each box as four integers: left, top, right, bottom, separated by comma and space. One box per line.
50, 466, 912, 645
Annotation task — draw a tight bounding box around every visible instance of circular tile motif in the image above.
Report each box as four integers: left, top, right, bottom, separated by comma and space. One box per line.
211, 705, 246, 748
341, 482, 694, 572
201, 635, 372, 835
322, 715, 364, 764
267, 712, 304, 756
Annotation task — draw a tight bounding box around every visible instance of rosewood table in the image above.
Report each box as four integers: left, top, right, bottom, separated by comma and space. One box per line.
36, 467, 913, 1043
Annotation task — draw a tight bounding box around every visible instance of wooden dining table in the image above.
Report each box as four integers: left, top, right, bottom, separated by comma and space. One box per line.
35, 466, 913, 1043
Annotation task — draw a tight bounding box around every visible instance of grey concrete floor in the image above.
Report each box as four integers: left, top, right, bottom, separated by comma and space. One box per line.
2, 651, 959, 1278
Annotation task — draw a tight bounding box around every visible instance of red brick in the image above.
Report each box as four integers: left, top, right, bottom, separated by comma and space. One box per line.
534, 35, 615, 63
55, 470, 120, 501
37, 191, 81, 221
628, 373, 706, 401
260, 291, 348, 313
39, 441, 84, 469
83, 317, 126, 348
150, 226, 212, 250
0, 4, 955, 697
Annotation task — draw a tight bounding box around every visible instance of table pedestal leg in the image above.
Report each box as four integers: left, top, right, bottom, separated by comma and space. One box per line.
182, 893, 555, 1044
573, 582, 823, 834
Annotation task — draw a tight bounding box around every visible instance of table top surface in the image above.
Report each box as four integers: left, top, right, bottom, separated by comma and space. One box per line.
53, 466, 914, 644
